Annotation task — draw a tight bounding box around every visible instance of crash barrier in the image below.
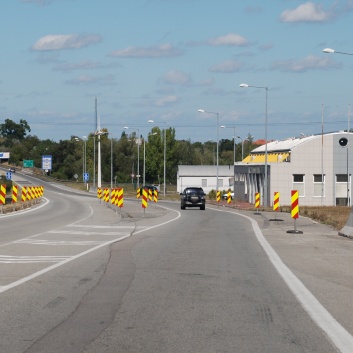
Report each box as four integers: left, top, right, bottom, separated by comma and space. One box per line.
98, 188, 124, 209
142, 188, 148, 209
98, 187, 159, 205
97, 187, 102, 199
116, 188, 123, 208
103, 188, 109, 202
216, 191, 221, 202
136, 188, 158, 202
255, 192, 260, 208
273, 191, 279, 211
0, 184, 5, 205
0, 185, 44, 213
254, 192, 261, 215
12, 185, 18, 203
287, 190, 303, 234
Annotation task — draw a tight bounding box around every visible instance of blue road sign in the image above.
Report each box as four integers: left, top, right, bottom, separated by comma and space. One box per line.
83, 172, 89, 181
6, 172, 12, 180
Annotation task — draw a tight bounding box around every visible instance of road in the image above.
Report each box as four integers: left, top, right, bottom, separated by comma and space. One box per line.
0, 171, 353, 352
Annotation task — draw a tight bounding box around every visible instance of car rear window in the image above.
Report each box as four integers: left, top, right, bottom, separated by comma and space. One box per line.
185, 188, 203, 194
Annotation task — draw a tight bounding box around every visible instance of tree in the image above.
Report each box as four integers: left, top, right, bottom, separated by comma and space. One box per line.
0, 119, 31, 141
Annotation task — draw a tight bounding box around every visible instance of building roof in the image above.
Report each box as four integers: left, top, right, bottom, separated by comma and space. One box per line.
252, 134, 317, 153
251, 131, 353, 154
240, 131, 352, 164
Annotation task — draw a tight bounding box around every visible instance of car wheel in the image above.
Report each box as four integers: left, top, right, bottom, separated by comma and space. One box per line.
200, 205, 205, 210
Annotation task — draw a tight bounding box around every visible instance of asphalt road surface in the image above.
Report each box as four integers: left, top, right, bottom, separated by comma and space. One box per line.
0, 171, 353, 352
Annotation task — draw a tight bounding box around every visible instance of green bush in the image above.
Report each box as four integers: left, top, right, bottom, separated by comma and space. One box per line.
51, 172, 67, 180
208, 189, 216, 200
0, 175, 12, 192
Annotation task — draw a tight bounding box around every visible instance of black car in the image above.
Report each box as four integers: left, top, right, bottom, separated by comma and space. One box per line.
180, 187, 206, 210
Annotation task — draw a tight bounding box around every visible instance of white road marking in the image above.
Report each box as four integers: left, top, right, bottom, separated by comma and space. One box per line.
0, 205, 181, 295
0, 255, 71, 263
14, 239, 106, 246
47, 230, 129, 236
210, 207, 353, 353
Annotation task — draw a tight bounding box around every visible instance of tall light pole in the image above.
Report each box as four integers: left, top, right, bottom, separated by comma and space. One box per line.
93, 135, 96, 187
124, 127, 140, 188
221, 125, 236, 200
237, 136, 244, 161
110, 133, 113, 189
198, 109, 220, 191
95, 128, 108, 189
323, 47, 353, 206
74, 136, 87, 185
83, 136, 87, 186
148, 120, 166, 196
240, 83, 269, 207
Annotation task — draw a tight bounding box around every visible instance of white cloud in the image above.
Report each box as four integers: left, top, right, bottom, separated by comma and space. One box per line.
259, 43, 273, 51
64, 74, 115, 85
200, 78, 214, 86
109, 43, 183, 58
209, 60, 243, 73
31, 34, 102, 51
155, 95, 179, 107
280, 2, 331, 23
53, 60, 120, 72
270, 55, 341, 72
208, 33, 248, 46
162, 70, 191, 86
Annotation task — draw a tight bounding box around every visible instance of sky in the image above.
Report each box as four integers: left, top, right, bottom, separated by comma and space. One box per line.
1, 0, 353, 144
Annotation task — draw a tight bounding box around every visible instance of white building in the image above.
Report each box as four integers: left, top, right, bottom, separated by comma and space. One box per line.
235, 131, 352, 207
177, 165, 235, 194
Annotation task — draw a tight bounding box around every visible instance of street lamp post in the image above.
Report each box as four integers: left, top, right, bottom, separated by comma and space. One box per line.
124, 127, 140, 188
110, 134, 113, 189
237, 136, 244, 161
221, 125, 236, 201
323, 47, 353, 206
148, 120, 166, 196
84, 136, 87, 187
95, 129, 108, 189
74, 136, 87, 186
198, 109, 220, 191
240, 83, 269, 207
93, 135, 96, 187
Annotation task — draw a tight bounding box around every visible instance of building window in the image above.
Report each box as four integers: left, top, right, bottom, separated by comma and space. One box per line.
293, 174, 305, 196
313, 174, 325, 197
201, 179, 207, 187
218, 179, 224, 188
336, 174, 350, 205
337, 174, 348, 182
